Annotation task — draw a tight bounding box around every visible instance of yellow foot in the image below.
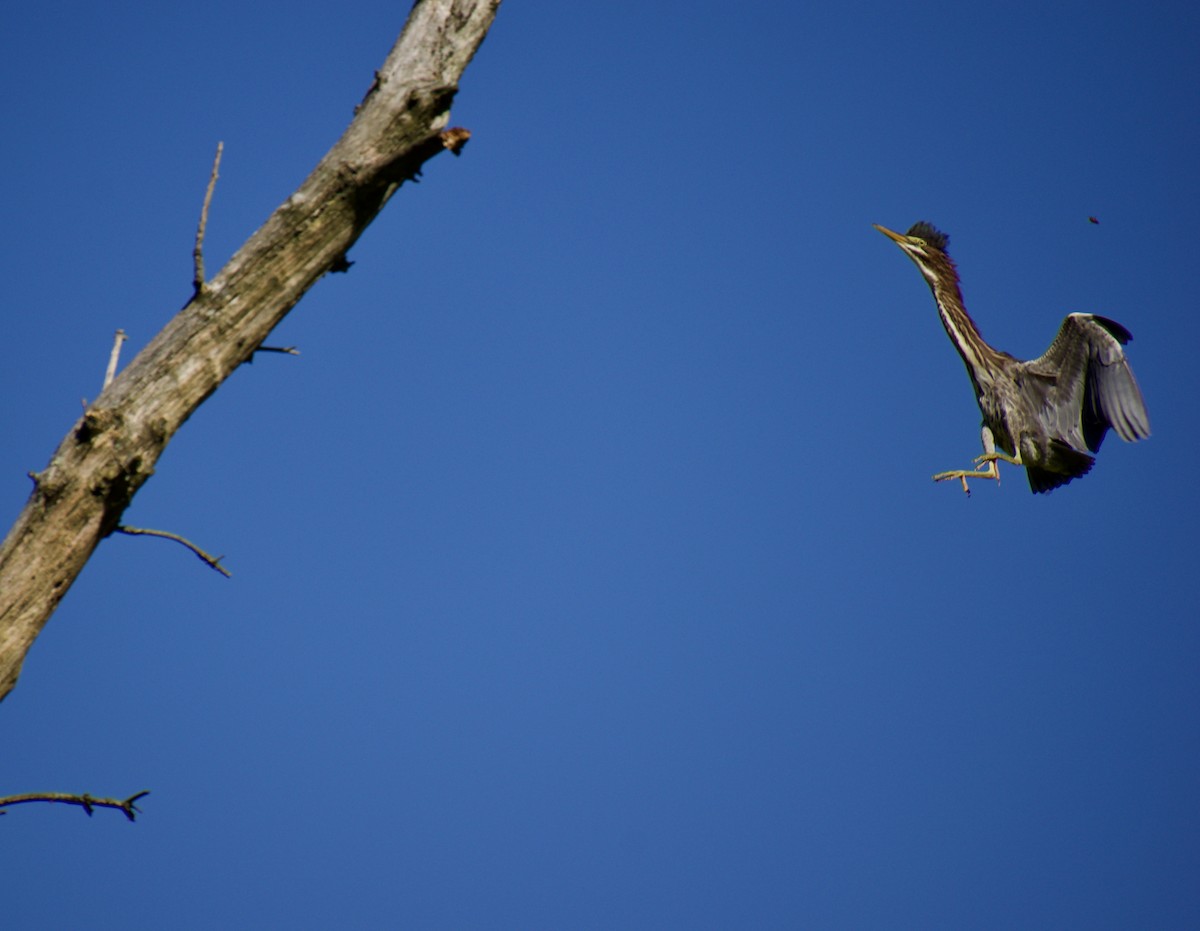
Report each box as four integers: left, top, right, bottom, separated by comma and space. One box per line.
973, 451, 1021, 468
932, 471, 973, 495
932, 464, 1000, 497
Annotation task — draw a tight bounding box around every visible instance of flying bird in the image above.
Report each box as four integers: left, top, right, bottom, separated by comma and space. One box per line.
874, 221, 1150, 495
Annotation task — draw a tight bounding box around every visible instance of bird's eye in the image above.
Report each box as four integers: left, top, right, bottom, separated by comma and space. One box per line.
910, 237, 926, 247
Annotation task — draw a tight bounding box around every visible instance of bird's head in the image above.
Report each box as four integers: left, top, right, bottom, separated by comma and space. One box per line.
874, 221, 955, 287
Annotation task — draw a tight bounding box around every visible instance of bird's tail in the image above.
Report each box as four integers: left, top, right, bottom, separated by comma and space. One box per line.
1026, 441, 1095, 494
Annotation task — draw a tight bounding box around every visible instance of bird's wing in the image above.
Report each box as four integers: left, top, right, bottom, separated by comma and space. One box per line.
1022, 313, 1151, 452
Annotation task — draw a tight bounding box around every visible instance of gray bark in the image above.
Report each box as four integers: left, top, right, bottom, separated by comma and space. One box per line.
0, 0, 501, 701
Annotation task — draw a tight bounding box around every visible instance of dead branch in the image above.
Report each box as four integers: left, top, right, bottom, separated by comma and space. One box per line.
0, 0, 501, 701
0, 790, 150, 822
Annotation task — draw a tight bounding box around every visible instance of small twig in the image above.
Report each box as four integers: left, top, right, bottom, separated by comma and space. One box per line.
193, 141, 224, 295
103, 329, 127, 390
246, 345, 300, 365
115, 525, 231, 577
255, 345, 300, 356
0, 790, 150, 822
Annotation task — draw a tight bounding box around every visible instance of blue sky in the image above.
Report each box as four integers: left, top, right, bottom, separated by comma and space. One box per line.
3, 2, 1199, 927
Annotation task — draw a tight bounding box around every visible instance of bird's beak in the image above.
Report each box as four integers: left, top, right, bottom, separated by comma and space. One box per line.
873, 223, 907, 244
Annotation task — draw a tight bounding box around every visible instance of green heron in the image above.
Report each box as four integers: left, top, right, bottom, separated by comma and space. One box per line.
874, 221, 1150, 494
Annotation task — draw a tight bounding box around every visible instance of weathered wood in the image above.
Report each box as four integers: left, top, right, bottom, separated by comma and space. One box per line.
0, 0, 500, 701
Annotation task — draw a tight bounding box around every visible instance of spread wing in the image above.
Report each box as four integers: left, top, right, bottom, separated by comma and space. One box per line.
1020, 313, 1151, 453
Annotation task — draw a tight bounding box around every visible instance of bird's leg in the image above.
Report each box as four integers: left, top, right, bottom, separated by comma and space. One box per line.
932, 427, 1007, 495
974, 450, 1022, 467
974, 446, 1022, 477
973, 429, 1024, 475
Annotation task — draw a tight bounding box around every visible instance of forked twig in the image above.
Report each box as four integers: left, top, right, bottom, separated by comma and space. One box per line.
0, 790, 151, 822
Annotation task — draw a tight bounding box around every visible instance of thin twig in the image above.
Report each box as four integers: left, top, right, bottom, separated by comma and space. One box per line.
115, 525, 231, 577
0, 790, 150, 822
193, 141, 224, 295
103, 329, 127, 389
246, 344, 300, 365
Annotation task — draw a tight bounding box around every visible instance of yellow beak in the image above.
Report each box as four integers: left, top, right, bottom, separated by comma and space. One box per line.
873, 223, 907, 244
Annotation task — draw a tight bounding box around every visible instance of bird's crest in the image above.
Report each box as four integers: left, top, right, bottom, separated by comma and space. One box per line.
906, 221, 949, 252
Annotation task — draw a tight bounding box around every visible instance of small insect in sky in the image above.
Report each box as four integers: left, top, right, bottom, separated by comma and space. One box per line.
1088, 216, 1100, 224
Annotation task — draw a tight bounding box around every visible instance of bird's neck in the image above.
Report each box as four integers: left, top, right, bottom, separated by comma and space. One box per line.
930, 279, 1006, 387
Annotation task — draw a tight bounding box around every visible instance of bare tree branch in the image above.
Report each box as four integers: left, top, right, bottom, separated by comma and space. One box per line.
0, 0, 501, 701
0, 790, 150, 821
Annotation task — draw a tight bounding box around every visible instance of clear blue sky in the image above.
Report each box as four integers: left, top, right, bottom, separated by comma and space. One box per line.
4, 2, 1198, 927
